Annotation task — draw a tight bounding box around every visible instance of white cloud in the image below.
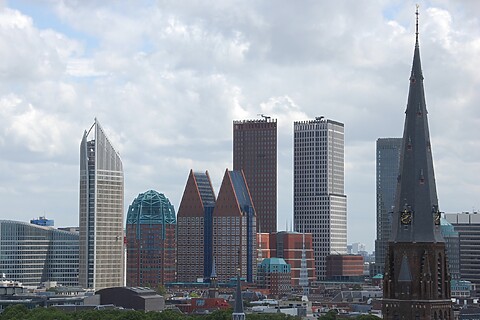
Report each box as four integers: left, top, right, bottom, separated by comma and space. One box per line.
0, 1, 479, 251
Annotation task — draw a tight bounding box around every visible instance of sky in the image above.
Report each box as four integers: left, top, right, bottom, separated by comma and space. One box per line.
0, 0, 479, 252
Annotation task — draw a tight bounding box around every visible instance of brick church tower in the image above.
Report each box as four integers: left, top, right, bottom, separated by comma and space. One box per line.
382, 7, 452, 319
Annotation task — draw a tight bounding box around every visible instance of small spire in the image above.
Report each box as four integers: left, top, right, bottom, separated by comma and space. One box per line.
415, 4, 420, 47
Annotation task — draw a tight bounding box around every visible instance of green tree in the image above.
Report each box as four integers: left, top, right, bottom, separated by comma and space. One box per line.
318, 310, 337, 320
0, 304, 29, 320
26, 307, 72, 320
155, 285, 167, 295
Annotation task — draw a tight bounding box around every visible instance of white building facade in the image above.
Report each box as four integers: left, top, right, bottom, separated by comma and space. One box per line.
79, 119, 124, 290
293, 117, 347, 280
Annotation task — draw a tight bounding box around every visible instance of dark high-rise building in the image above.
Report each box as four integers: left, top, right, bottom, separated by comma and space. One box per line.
126, 190, 177, 287
213, 169, 256, 282
445, 212, 480, 293
233, 118, 277, 233
79, 119, 124, 290
375, 138, 401, 273
440, 217, 460, 281
177, 170, 216, 282
382, 9, 452, 319
293, 117, 347, 280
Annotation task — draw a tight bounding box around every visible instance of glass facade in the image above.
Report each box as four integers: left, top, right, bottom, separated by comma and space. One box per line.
79, 119, 124, 290
0, 220, 79, 286
374, 138, 401, 273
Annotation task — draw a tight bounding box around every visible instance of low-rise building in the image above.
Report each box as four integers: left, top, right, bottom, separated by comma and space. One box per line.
256, 258, 291, 297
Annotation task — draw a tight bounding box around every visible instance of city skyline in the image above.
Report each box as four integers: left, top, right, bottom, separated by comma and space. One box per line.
0, 1, 479, 251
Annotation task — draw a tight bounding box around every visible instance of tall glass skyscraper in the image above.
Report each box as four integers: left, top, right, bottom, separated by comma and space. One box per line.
374, 138, 401, 274
79, 119, 124, 290
293, 117, 347, 280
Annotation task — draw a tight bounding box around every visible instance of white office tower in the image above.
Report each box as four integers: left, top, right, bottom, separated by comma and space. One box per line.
294, 117, 347, 280
79, 119, 124, 290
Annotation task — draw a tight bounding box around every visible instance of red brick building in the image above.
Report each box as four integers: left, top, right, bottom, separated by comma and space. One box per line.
325, 254, 364, 281
126, 190, 177, 287
257, 258, 292, 297
233, 118, 277, 234
257, 231, 315, 287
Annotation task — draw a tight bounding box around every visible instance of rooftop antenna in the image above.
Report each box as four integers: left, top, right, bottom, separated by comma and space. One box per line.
257, 113, 271, 121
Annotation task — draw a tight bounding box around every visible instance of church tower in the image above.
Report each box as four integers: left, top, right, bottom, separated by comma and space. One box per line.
382, 7, 452, 319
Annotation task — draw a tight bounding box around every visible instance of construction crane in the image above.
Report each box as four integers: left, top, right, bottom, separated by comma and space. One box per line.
257, 113, 271, 121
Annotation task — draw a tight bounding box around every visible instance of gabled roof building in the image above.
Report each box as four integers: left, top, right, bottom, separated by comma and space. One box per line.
177, 170, 216, 282
213, 170, 257, 283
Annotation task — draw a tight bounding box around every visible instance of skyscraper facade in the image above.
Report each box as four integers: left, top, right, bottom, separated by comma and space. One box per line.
79, 119, 124, 290
0, 220, 79, 287
233, 118, 277, 233
213, 169, 256, 282
375, 138, 401, 273
126, 190, 176, 287
293, 117, 347, 280
177, 170, 216, 282
382, 10, 452, 318
445, 212, 480, 293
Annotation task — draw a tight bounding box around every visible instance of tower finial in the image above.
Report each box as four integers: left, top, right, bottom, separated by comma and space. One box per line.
415, 4, 420, 46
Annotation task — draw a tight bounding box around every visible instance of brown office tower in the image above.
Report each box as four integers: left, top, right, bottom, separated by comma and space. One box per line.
233, 118, 277, 233
213, 169, 256, 283
382, 8, 452, 319
177, 170, 216, 283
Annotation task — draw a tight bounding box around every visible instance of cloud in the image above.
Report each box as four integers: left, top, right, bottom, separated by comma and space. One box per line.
0, 1, 479, 252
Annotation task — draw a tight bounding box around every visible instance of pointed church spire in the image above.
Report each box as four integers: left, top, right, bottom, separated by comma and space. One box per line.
415, 4, 420, 47
232, 269, 245, 320
391, 5, 443, 243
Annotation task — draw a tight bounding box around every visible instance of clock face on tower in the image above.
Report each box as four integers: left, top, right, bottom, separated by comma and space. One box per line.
400, 209, 412, 225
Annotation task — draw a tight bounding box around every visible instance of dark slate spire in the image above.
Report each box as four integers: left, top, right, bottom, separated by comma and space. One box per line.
391, 6, 444, 243
232, 272, 245, 320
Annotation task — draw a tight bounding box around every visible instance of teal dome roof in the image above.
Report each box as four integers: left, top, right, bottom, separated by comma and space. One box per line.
440, 217, 458, 237
126, 190, 176, 225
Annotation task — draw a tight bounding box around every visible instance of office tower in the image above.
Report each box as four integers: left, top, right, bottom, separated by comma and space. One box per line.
440, 217, 460, 281
382, 9, 452, 318
79, 119, 124, 290
213, 169, 256, 282
268, 231, 315, 287
126, 190, 176, 287
177, 170, 216, 282
375, 138, 401, 273
0, 220, 78, 286
293, 117, 347, 280
233, 118, 277, 233
445, 212, 480, 293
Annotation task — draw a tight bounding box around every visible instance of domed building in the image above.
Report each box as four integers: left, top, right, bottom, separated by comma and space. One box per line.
126, 190, 177, 287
